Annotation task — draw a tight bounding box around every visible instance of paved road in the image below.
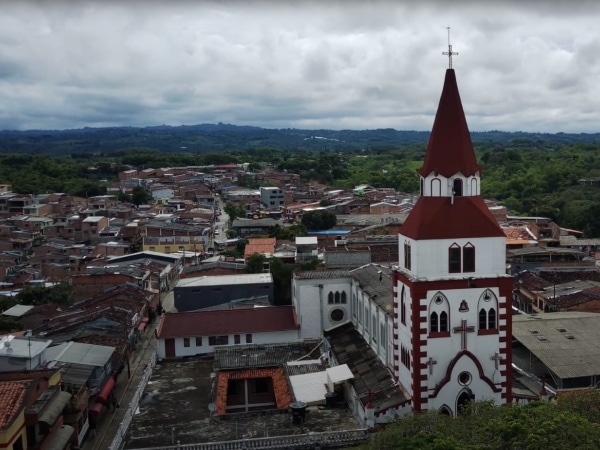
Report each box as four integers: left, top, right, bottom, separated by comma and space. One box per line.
82, 323, 157, 450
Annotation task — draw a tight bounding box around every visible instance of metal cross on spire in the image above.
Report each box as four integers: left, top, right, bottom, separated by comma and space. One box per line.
442, 26, 458, 68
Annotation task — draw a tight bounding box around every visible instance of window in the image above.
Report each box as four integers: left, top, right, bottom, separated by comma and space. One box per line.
429, 293, 450, 337
195, 337, 202, 347
401, 286, 407, 325
183, 338, 190, 347
404, 241, 412, 270
334, 292, 340, 304
254, 378, 269, 394
449, 244, 461, 273
341, 291, 347, 304
488, 308, 497, 329
246, 334, 252, 344
477, 290, 498, 333
209, 335, 229, 346
328, 292, 334, 304
330, 309, 344, 322
439, 311, 448, 332
479, 309, 487, 329
463, 243, 475, 272
234, 334, 241, 344
227, 381, 238, 395
453, 178, 463, 197
430, 312, 439, 333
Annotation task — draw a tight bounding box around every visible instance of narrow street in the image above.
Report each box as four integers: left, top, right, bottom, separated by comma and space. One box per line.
81, 322, 158, 450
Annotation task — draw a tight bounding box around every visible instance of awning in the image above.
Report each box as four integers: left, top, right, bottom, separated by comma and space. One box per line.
44, 425, 74, 450
89, 402, 103, 417
39, 391, 72, 426
95, 377, 115, 404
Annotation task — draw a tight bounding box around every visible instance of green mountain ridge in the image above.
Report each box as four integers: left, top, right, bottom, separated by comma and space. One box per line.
1, 123, 599, 155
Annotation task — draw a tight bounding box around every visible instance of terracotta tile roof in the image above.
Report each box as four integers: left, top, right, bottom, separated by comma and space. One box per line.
244, 237, 276, 258
400, 196, 505, 240
0, 381, 29, 430
215, 368, 292, 416
156, 306, 299, 339
503, 226, 537, 242
418, 69, 481, 178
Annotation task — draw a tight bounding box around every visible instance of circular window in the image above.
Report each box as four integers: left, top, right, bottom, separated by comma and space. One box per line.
458, 372, 472, 386
330, 308, 345, 322
434, 296, 443, 305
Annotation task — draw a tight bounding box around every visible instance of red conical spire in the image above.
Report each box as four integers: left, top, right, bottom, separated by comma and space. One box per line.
417, 69, 481, 178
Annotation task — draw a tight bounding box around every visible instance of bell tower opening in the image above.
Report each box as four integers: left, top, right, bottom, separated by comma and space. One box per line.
453, 178, 463, 197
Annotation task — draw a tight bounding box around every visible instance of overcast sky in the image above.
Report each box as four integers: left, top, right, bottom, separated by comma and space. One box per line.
1, 1, 600, 132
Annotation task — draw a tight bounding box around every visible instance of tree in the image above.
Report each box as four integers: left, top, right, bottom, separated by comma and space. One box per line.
224, 202, 246, 223
360, 400, 600, 450
245, 253, 266, 274
131, 186, 151, 206
16, 281, 72, 307
301, 210, 337, 231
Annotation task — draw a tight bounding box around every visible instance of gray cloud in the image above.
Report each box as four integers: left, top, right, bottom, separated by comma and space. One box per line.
1, 0, 600, 132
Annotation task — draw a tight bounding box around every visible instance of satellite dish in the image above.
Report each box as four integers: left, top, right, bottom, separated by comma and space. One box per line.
208, 403, 216, 412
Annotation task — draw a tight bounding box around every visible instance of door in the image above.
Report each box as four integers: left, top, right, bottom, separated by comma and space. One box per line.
165, 339, 176, 357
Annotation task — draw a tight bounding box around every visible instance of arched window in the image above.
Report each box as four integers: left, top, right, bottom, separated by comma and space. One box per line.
334, 291, 340, 304
449, 243, 461, 273
439, 405, 452, 416
328, 292, 334, 304
439, 311, 448, 332
477, 290, 498, 334
404, 241, 412, 270
430, 312, 439, 333
479, 308, 487, 329
470, 178, 478, 196
488, 308, 497, 329
453, 179, 463, 197
463, 243, 475, 272
341, 291, 347, 304
431, 178, 441, 197
429, 293, 450, 337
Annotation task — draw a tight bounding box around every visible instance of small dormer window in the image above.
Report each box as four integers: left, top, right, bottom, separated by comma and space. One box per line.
453, 179, 463, 197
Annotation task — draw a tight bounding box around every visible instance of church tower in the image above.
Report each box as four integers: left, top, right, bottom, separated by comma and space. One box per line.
392, 50, 512, 415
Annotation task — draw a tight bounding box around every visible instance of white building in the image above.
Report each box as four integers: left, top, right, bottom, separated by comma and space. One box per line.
260, 186, 285, 209
155, 306, 300, 359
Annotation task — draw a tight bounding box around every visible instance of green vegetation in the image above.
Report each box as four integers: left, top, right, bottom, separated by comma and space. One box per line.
224, 202, 246, 223
362, 393, 600, 449
301, 210, 337, 231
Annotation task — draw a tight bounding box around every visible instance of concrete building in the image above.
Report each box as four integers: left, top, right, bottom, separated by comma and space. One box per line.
260, 186, 285, 209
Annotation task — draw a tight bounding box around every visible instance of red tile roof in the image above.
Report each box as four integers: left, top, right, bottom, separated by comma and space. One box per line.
400, 196, 505, 240
215, 367, 292, 416
156, 306, 299, 339
418, 69, 481, 178
0, 381, 29, 430
244, 237, 276, 258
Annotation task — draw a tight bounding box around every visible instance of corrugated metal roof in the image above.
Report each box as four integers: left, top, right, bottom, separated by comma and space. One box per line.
349, 265, 393, 313
59, 363, 95, 387
2, 304, 34, 317
513, 312, 600, 379
295, 270, 350, 280
214, 341, 320, 370
176, 273, 272, 288
53, 342, 114, 367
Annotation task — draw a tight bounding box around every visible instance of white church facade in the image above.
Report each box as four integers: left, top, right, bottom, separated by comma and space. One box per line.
292, 66, 513, 419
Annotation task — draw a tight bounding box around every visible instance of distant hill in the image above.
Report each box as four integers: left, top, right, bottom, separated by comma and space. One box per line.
1, 123, 600, 155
